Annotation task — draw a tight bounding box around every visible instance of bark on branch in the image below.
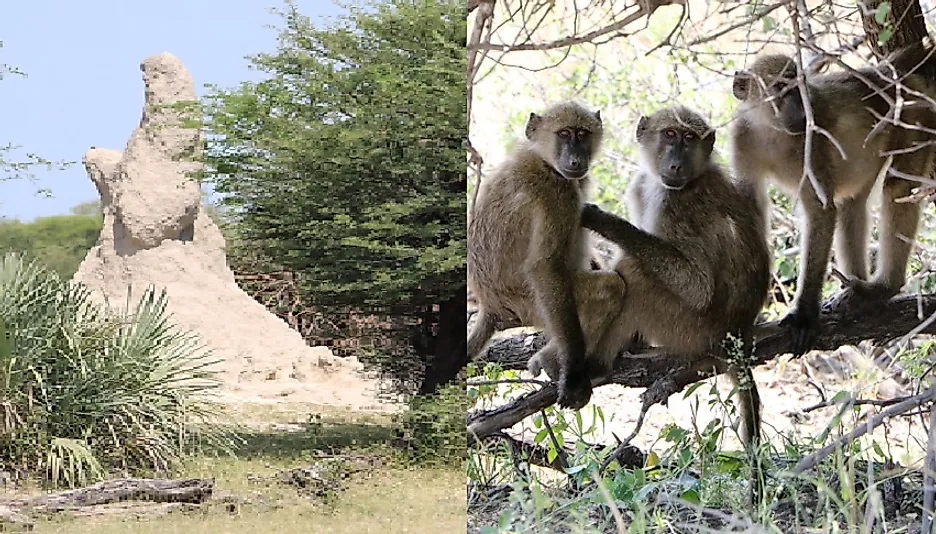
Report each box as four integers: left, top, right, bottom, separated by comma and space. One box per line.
7, 477, 213, 514
468, 293, 936, 443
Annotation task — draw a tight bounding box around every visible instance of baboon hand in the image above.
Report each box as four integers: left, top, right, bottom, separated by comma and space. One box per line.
779, 307, 820, 356
580, 203, 604, 227
557, 360, 592, 410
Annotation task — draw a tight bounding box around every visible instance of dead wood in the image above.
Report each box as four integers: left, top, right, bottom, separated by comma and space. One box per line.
468, 293, 936, 444
7, 477, 213, 514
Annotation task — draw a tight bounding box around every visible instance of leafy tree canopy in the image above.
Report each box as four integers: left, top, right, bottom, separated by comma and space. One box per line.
0, 201, 102, 279
203, 0, 466, 308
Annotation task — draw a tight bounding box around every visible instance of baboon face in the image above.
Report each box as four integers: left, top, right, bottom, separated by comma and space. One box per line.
733, 55, 806, 133
526, 102, 603, 180
636, 107, 715, 190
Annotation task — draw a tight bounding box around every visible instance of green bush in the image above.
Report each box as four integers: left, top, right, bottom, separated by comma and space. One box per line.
0, 252, 230, 487
398, 380, 466, 467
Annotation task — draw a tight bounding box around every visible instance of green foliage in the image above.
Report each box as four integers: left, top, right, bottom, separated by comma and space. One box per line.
203, 0, 466, 308
398, 380, 466, 466
0, 253, 231, 487
0, 201, 102, 278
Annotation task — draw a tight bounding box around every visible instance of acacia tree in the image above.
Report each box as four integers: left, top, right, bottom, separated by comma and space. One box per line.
203, 0, 466, 394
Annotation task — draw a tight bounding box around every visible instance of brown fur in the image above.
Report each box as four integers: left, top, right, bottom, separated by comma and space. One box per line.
467, 101, 626, 410
579, 106, 771, 457
731, 44, 936, 354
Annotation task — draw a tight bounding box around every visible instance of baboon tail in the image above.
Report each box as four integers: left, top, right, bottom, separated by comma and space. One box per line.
734, 366, 762, 449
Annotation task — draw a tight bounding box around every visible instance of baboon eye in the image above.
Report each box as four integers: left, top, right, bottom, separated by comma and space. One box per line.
664, 129, 677, 138
577, 129, 590, 138
684, 132, 696, 140
557, 129, 571, 138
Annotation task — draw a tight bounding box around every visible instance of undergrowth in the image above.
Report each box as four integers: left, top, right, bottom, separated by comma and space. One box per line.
0, 252, 233, 488
467, 360, 931, 534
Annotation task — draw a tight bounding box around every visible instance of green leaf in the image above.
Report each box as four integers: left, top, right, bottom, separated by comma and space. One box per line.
681, 488, 702, 505
564, 465, 586, 475
547, 447, 558, 464
534, 428, 549, 444
879, 26, 894, 45
875, 2, 891, 24
762, 16, 778, 31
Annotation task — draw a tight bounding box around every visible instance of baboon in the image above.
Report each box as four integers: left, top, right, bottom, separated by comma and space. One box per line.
575, 106, 771, 456
731, 43, 936, 355
467, 101, 628, 410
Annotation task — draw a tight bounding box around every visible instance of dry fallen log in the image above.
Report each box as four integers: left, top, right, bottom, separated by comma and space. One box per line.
468, 293, 936, 444
8, 477, 213, 514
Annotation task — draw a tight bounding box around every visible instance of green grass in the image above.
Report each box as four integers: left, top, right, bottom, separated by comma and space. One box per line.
38, 466, 464, 534
26, 402, 464, 533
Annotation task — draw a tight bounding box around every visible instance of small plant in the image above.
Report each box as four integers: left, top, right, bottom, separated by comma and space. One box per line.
0, 252, 233, 487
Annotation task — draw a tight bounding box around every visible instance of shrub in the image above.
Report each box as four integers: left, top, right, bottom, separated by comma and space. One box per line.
398, 380, 467, 467
0, 252, 230, 487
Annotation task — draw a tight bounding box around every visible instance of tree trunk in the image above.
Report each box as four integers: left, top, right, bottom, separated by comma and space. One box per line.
861, 0, 928, 56
418, 287, 467, 395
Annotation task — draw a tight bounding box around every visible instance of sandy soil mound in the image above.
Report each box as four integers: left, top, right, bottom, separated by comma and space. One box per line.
73, 52, 390, 411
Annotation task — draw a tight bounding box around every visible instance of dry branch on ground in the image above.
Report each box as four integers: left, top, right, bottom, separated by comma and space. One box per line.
468, 292, 936, 444
7, 478, 214, 514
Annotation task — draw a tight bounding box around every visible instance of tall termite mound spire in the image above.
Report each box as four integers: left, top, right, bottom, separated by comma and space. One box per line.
74, 53, 387, 409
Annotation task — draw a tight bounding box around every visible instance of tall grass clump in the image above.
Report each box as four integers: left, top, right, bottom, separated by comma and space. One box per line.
0, 252, 231, 488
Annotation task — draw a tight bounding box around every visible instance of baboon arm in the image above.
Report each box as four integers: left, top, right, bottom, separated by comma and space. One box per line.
795, 196, 837, 314
582, 204, 714, 310
524, 205, 586, 354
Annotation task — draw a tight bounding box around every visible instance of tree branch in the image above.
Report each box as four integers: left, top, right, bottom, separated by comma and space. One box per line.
468, 293, 936, 443
469, 0, 686, 52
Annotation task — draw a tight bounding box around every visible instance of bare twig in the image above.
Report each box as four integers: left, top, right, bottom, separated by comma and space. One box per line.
791, 7, 829, 208
541, 409, 570, 470
802, 391, 923, 413
791, 384, 936, 475
599, 401, 651, 472
471, 0, 685, 52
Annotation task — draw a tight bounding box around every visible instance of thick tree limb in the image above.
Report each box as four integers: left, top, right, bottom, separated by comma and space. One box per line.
469, 293, 936, 443
7, 478, 213, 513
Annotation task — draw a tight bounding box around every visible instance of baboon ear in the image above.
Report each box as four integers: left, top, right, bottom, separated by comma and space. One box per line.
703, 128, 717, 154
525, 112, 541, 140
635, 116, 649, 140
594, 110, 601, 122
732, 71, 750, 101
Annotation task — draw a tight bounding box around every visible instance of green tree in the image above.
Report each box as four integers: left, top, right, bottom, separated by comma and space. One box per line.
203, 0, 466, 393
0, 201, 102, 279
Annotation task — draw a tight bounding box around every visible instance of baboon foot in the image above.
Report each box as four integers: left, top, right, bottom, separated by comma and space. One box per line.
823, 278, 898, 314
780, 307, 820, 357
557, 366, 592, 410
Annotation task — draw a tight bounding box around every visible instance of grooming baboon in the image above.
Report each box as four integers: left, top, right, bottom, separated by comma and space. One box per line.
467, 101, 628, 410
575, 106, 771, 454
731, 43, 936, 355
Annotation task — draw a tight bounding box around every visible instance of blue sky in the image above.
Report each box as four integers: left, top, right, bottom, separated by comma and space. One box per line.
0, 0, 346, 221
